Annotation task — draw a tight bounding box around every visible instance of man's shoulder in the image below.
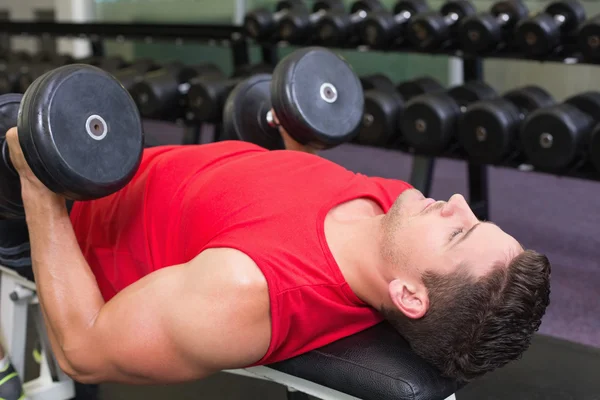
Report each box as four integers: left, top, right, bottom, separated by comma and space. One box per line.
194, 248, 268, 294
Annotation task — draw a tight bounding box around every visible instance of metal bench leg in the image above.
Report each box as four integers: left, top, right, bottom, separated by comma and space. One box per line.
0, 267, 75, 400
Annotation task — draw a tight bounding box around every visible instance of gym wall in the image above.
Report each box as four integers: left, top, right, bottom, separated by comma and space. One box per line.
93, 0, 600, 101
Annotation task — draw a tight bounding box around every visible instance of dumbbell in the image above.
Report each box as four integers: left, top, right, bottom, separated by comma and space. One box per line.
0, 65, 143, 219
112, 60, 161, 92
223, 47, 364, 151
459, 86, 555, 164
360, 0, 430, 49
458, 0, 529, 53
400, 81, 497, 154
315, 0, 385, 47
0, 60, 64, 95
244, 0, 307, 42
577, 15, 600, 63
277, 0, 345, 45
357, 76, 444, 146
130, 62, 224, 120
185, 64, 274, 124
520, 92, 600, 172
515, 0, 586, 57
407, 0, 476, 50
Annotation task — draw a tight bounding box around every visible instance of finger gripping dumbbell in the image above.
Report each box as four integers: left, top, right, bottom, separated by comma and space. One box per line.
515, 0, 586, 57
400, 81, 497, 154
357, 76, 443, 146
521, 92, 600, 172
244, 0, 308, 41
130, 62, 224, 120
407, 0, 476, 50
459, 0, 529, 53
577, 15, 600, 62
361, 0, 429, 49
223, 47, 364, 150
459, 86, 554, 164
315, 0, 384, 47
278, 0, 345, 44
0, 65, 144, 218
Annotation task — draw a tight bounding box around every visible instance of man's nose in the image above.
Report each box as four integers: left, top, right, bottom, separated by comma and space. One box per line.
442, 194, 478, 221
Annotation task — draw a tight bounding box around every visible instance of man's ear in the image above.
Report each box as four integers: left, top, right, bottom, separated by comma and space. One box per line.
388, 279, 429, 319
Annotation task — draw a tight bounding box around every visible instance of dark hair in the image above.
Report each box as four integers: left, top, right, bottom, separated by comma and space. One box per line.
381, 249, 551, 383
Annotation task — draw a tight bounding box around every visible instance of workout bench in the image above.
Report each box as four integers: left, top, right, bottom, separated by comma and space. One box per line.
0, 265, 459, 400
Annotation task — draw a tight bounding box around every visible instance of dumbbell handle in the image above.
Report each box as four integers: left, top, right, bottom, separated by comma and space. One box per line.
494, 12, 510, 25
394, 9, 416, 24
442, 11, 460, 26
273, 8, 292, 21
553, 13, 566, 25
309, 9, 329, 23
350, 9, 369, 24
1, 139, 17, 177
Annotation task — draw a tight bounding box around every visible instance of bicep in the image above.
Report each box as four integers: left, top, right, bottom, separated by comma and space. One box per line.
81, 250, 270, 384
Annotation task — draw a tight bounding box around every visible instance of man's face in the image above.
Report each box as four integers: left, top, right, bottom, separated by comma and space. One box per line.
385, 189, 522, 280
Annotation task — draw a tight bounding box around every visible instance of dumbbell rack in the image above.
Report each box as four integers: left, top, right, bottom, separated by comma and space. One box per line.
3, 21, 600, 220
406, 58, 488, 219
0, 21, 259, 73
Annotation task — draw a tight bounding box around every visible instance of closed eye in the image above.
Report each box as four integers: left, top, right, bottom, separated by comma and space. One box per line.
449, 228, 463, 241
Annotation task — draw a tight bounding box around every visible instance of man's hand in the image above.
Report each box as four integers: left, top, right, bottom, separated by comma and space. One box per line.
271, 110, 318, 155
5, 127, 63, 205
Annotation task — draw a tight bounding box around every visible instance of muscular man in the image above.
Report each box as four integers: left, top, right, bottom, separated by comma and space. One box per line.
4, 123, 550, 387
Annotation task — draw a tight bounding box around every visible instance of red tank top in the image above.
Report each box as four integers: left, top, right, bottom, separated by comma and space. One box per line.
70, 141, 412, 365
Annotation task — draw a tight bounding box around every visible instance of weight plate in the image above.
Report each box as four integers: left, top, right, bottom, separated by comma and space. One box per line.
459, 13, 504, 53
564, 91, 600, 119
244, 8, 277, 40
491, 0, 529, 23
459, 97, 520, 164
18, 64, 144, 200
270, 47, 364, 149
590, 125, 600, 173
448, 81, 497, 108
406, 12, 448, 49
316, 12, 352, 46
130, 64, 183, 119
279, 11, 311, 42
546, 0, 586, 34
361, 12, 396, 48
504, 85, 554, 112
0, 93, 25, 218
360, 74, 395, 92
357, 89, 404, 146
186, 77, 240, 122
515, 15, 560, 56
440, 0, 476, 19
578, 18, 600, 62
400, 92, 460, 154
223, 74, 283, 150
394, 0, 429, 16
520, 104, 592, 171
397, 76, 444, 101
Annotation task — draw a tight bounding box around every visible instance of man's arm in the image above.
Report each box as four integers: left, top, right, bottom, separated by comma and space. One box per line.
25, 191, 271, 384
6, 128, 271, 385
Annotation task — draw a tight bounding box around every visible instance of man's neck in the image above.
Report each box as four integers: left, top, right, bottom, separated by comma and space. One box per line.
324, 200, 392, 309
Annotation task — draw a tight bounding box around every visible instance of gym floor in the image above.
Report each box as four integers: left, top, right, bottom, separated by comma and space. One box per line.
29, 121, 600, 399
